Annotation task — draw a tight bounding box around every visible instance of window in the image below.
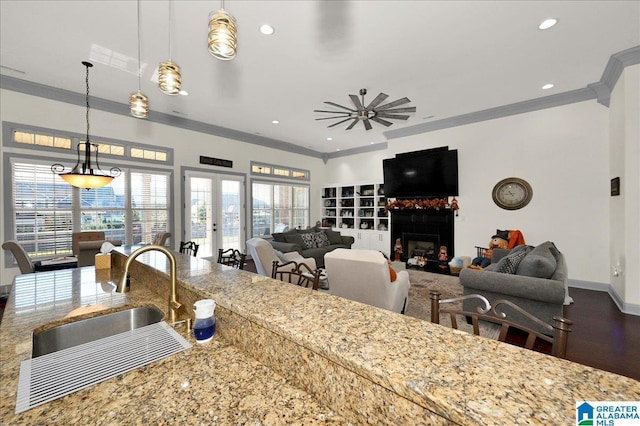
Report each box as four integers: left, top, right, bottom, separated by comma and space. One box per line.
11, 161, 74, 257
251, 161, 309, 181
8, 126, 171, 164
252, 182, 309, 237
7, 158, 171, 260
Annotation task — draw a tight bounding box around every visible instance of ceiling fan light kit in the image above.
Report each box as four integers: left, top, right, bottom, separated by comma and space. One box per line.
315, 88, 416, 131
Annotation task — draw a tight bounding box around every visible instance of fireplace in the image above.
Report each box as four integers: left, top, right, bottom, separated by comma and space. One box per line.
390, 209, 454, 264
403, 233, 440, 261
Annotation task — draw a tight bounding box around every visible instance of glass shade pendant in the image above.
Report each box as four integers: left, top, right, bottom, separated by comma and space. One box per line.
158, 60, 181, 94
130, 0, 149, 118
158, 0, 181, 95
208, 8, 237, 60
129, 90, 149, 118
52, 61, 121, 190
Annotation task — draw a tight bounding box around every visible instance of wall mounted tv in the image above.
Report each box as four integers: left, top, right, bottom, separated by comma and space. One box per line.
383, 147, 459, 198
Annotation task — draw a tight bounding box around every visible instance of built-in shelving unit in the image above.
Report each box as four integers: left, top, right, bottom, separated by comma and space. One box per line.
321, 183, 390, 255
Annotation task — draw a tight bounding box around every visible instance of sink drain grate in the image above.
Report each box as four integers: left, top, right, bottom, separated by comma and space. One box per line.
16, 321, 191, 414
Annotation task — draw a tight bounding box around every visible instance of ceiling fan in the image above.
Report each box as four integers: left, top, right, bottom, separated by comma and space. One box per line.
314, 88, 416, 131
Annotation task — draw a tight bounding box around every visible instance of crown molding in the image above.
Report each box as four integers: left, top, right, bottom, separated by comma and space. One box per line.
2, 45, 639, 158
0, 75, 325, 160
385, 45, 640, 141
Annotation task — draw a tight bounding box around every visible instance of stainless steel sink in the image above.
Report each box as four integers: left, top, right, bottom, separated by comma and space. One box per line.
32, 305, 164, 357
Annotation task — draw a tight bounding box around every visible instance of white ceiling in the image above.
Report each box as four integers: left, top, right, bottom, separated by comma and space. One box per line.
1, 1, 639, 155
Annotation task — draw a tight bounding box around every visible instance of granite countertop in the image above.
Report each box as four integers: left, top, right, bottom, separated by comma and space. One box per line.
1, 245, 639, 425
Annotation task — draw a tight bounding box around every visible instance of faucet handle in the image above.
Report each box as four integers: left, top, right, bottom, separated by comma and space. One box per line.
170, 300, 182, 311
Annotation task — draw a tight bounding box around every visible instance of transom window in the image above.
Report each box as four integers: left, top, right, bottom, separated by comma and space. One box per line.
251, 161, 309, 181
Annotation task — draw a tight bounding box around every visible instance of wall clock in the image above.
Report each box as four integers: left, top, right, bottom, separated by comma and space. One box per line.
492, 177, 533, 210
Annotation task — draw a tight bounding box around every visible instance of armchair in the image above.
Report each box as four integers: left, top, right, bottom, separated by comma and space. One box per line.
72, 231, 122, 267
324, 249, 410, 313
246, 238, 317, 276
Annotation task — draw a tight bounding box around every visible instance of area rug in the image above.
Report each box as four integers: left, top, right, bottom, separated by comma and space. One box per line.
403, 269, 501, 339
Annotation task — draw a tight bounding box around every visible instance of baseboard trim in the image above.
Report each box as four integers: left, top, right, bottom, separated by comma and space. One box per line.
569, 279, 640, 316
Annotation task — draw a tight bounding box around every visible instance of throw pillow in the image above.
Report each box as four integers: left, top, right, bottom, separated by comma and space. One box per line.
324, 228, 343, 245
493, 245, 531, 274
300, 233, 317, 248
315, 231, 330, 247
389, 265, 397, 282
516, 241, 558, 278
274, 250, 290, 263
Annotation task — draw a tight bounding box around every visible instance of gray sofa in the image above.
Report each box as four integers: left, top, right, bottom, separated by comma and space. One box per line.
459, 241, 572, 334
269, 226, 354, 268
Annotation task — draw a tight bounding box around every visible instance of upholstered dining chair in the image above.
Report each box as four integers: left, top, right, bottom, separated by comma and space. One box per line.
271, 260, 321, 290
245, 238, 316, 277
217, 248, 246, 269
179, 241, 199, 257
429, 290, 572, 359
2, 240, 35, 274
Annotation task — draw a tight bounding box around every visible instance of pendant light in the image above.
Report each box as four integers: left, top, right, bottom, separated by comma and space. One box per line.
158, 0, 181, 95
130, 0, 149, 118
51, 62, 121, 190
208, 0, 237, 60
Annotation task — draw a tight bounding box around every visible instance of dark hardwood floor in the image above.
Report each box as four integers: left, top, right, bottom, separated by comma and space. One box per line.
561, 287, 640, 380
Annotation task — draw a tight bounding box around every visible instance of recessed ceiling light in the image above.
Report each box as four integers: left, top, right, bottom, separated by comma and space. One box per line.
326, 137, 333, 141
538, 18, 558, 30
179, 89, 188, 96
370, 142, 375, 145
542, 83, 555, 90
271, 120, 279, 124
336, 148, 340, 152
260, 24, 274, 35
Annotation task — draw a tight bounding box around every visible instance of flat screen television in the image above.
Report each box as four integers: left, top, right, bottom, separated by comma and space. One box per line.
383, 148, 458, 198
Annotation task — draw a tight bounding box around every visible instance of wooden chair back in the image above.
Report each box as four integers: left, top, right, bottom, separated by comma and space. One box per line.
271, 260, 321, 290
179, 241, 199, 257
429, 290, 572, 358
217, 248, 246, 269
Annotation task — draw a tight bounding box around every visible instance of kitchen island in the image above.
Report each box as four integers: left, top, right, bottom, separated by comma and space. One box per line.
1, 246, 639, 425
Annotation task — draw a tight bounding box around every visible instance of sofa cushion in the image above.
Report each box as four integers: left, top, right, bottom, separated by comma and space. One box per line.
324, 228, 343, 245
494, 245, 531, 274
516, 241, 558, 279
272, 229, 296, 243
284, 233, 306, 248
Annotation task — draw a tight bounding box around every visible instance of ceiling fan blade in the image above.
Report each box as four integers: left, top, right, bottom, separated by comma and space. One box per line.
375, 97, 411, 111
345, 119, 359, 130
314, 109, 352, 115
379, 107, 416, 114
365, 92, 388, 110
324, 101, 356, 112
316, 116, 352, 121
376, 113, 411, 120
363, 118, 373, 131
328, 117, 355, 128
370, 116, 393, 127
349, 94, 364, 110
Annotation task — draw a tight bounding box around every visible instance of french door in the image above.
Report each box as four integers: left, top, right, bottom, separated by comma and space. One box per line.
184, 171, 245, 258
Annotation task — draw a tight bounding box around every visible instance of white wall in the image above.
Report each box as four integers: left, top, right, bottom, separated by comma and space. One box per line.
0, 89, 329, 284
324, 100, 611, 284
609, 64, 640, 309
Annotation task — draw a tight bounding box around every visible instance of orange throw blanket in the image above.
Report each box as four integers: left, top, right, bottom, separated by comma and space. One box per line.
507, 230, 526, 249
